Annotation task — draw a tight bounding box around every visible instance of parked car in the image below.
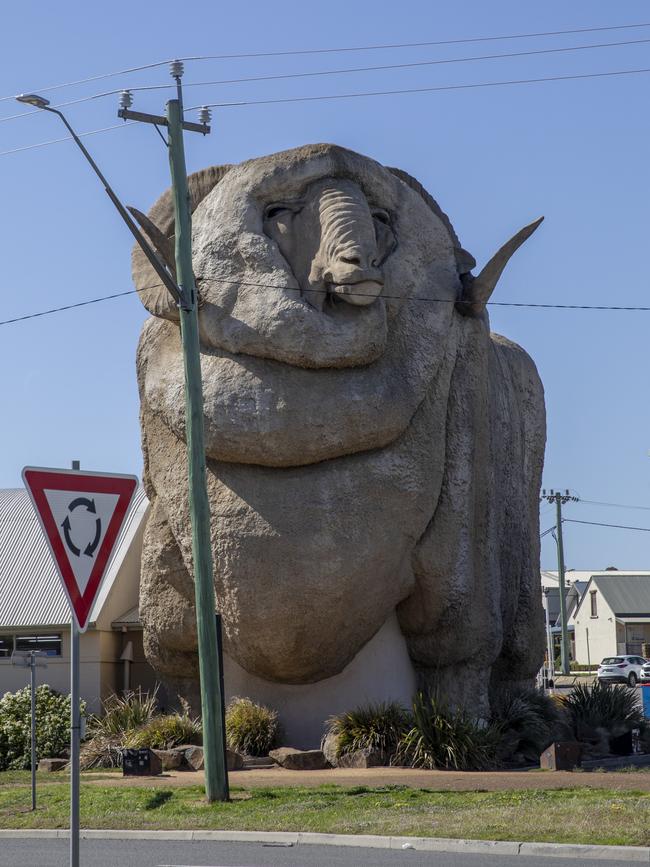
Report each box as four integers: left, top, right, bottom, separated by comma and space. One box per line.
640, 660, 650, 683
597, 655, 647, 686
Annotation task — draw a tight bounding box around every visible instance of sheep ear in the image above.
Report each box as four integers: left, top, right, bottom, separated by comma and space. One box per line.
131, 164, 233, 321
456, 217, 544, 317
128, 207, 176, 278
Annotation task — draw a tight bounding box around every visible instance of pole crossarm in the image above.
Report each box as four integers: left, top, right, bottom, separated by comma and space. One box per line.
118, 107, 210, 134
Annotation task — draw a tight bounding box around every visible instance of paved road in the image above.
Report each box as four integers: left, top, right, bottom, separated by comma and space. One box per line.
0, 839, 642, 867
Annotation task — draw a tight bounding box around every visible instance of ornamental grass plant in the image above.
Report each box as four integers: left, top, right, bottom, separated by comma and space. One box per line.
124, 698, 201, 750
559, 682, 644, 753
395, 692, 500, 770
80, 688, 160, 769
225, 697, 280, 756
324, 701, 411, 762
490, 687, 564, 763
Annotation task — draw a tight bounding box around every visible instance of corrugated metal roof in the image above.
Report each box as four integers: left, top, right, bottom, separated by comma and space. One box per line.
0, 486, 148, 629
111, 605, 141, 627
592, 575, 650, 616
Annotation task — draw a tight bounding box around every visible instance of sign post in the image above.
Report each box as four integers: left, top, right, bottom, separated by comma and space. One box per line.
11, 650, 47, 810
22, 465, 137, 867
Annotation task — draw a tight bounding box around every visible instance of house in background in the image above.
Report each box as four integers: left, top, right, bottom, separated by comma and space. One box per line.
0, 487, 160, 712
541, 570, 589, 662
571, 572, 650, 665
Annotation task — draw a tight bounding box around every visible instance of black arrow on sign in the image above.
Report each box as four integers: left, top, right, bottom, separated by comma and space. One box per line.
84, 518, 102, 558
69, 497, 96, 513
62, 516, 81, 557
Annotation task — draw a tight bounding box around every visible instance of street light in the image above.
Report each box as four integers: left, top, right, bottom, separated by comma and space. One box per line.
15, 93, 185, 308
16, 93, 51, 108
16, 79, 229, 805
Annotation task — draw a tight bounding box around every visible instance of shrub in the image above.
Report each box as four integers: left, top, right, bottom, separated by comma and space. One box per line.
559, 682, 643, 745
126, 699, 201, 749
0, 685, 84, 771
324, 702, 411, 760
225, 697, 280, 756
490, 687, 562, 762
80, 688, 159, 769
396, 692, 499, 771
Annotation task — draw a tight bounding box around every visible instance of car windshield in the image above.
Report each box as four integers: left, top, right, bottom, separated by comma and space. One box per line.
601, 657, 623, 665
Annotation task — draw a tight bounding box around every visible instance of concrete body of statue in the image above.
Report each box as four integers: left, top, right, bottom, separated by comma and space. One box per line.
133, 144, 546, 730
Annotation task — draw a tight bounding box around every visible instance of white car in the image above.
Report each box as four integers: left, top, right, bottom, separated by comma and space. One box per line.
640, 660, 650, 684
597, 655, 646, 686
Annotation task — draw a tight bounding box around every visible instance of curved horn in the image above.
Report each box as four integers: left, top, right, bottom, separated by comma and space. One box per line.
132, 164, 233, 320
456, 217, 544, 317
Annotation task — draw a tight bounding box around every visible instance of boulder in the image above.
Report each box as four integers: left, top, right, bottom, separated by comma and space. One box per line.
184, 745, 204, 770
152, 748, 184, 771
321, 731, 340, 767
337, 748, 388, 769
269, 747, 329, 771
227, 749, 244, 771
38, 758, 68, 772
181, 744, 243, 771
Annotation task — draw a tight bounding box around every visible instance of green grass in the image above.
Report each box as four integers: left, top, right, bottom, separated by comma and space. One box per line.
1, 774, 650, 846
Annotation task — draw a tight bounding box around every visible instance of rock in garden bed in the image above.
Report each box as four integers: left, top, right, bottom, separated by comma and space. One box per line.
269, 747, 329, 770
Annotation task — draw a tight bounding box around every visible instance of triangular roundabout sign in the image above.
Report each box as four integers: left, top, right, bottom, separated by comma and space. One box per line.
22, 467, 138, 631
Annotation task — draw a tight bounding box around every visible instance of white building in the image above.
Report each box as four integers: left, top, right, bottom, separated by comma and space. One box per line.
0, 487, 159, 713
570, 572, 650, 665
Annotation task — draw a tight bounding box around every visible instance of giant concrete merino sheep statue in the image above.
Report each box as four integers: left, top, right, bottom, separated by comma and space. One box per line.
131, 144, 546, 742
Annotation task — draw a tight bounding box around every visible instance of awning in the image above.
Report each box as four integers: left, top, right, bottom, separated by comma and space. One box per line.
111, 606, 141, 629
616, 617, 650, 625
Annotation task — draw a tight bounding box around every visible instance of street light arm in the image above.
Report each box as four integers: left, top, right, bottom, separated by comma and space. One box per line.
40, 105, 187, 310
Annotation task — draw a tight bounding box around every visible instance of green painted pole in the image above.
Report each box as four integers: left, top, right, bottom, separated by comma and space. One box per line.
166, 97, 229, 802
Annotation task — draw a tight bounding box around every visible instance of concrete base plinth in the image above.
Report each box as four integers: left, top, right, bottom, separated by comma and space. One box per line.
223, 613, 416, 749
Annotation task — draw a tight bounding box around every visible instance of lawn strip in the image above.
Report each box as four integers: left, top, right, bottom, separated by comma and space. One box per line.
1, 782, 650, 846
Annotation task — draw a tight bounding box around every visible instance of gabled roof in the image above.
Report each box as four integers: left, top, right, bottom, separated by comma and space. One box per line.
574, 574, 650, 620
0, 486, 148, 629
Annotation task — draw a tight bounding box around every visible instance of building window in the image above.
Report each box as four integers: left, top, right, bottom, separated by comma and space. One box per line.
15, 634, 62, 657
0, 636, 13, 658
590, 591, 598, 618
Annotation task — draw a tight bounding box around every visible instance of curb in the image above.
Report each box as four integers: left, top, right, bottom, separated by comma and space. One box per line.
0, 829, 648, 861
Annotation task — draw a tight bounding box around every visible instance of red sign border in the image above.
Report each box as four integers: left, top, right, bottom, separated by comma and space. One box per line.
22, 467, 138, 632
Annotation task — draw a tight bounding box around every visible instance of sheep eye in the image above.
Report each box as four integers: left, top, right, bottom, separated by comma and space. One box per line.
264, 202, 302, 220
372, 208, 391, 226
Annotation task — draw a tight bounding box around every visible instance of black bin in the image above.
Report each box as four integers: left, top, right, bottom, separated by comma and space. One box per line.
122, 748, 162, 776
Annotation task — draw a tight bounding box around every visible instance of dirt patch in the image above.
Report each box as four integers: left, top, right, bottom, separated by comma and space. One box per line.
80, 765, 650, 791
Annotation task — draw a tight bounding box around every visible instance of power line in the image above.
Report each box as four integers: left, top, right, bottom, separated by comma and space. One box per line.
169, 22, 650, 61
0, 60, 174, 105
0, 121, 132, 158
5, 65, 650, 159
7, 276, 650, 328
194, 65, 650, 110
2, 21, 649, 106
565, 518, 650, 533
5, 34, 650, 128
579, 499, 650, 511
0, 289, 140, 325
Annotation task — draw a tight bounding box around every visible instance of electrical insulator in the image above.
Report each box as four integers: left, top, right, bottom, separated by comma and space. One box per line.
199, 106, 211, 125
170, 59, 184, 78
119, 90, 133, 110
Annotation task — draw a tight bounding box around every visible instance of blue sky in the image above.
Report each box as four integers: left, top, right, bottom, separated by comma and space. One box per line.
1, 0, 649, 571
